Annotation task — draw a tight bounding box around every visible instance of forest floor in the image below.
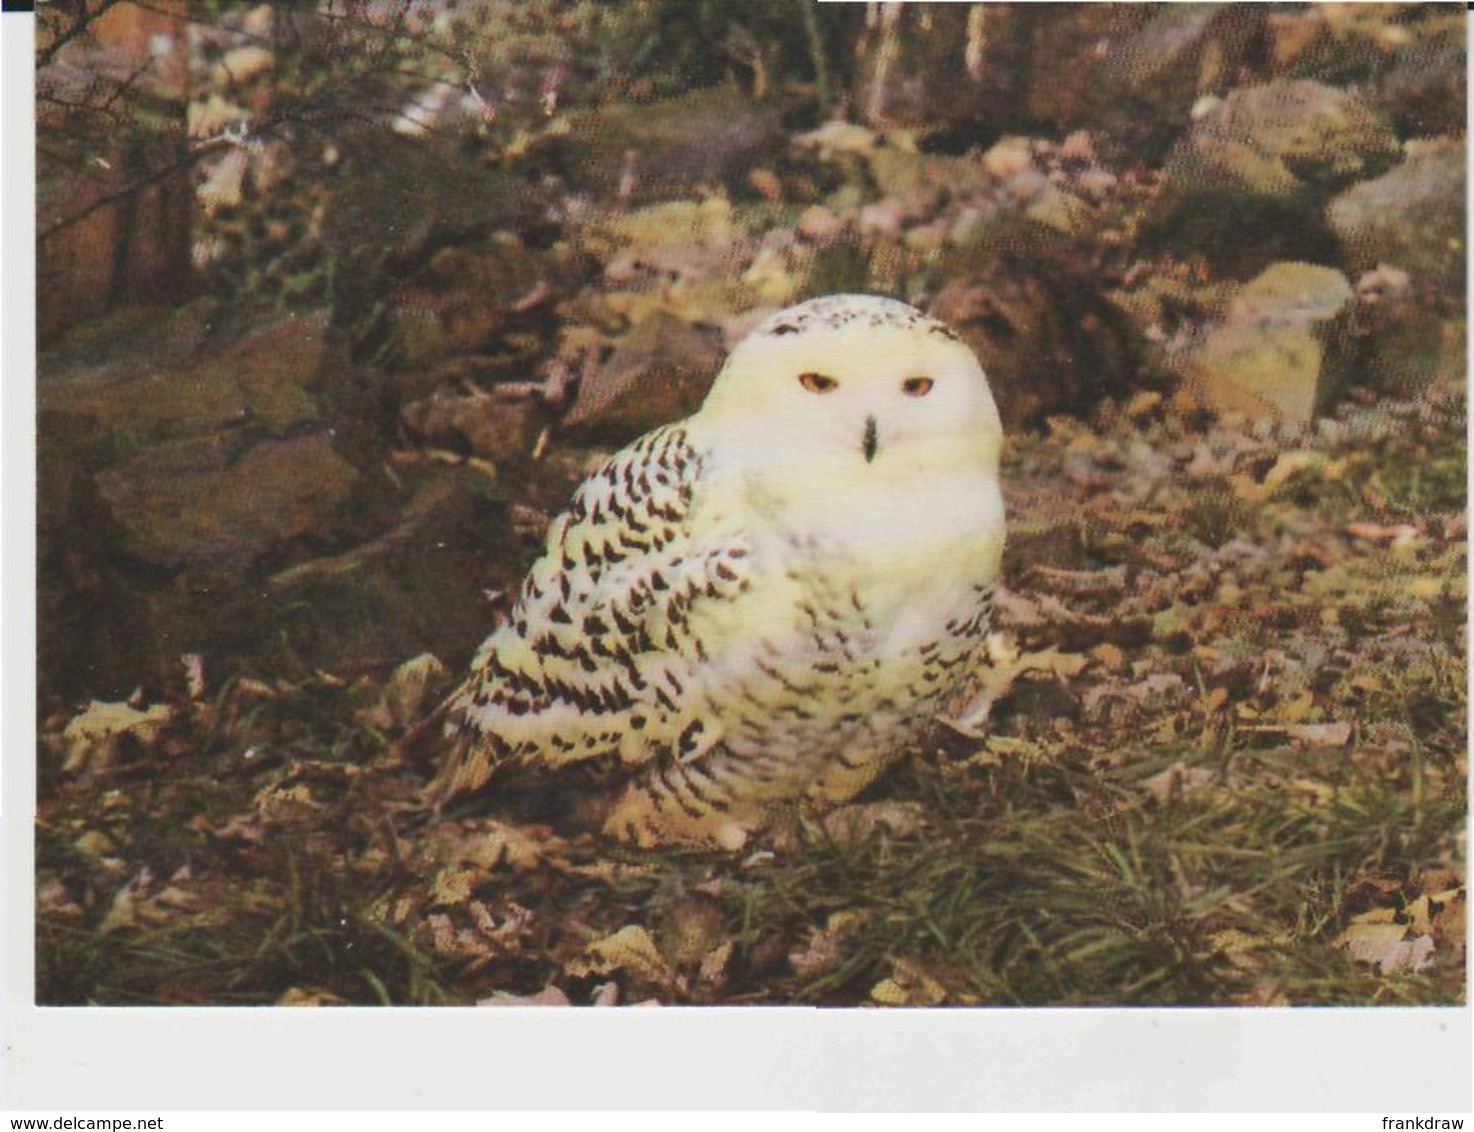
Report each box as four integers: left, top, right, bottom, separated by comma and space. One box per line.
36, 384, 1467, 1007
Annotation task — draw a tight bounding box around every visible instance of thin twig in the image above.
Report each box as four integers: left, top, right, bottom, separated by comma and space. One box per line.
37, 0, 127, 70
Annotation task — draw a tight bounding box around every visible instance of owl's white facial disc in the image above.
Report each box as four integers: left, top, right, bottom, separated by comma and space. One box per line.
696, 294, 1003, 483
691, 293, 1005, 655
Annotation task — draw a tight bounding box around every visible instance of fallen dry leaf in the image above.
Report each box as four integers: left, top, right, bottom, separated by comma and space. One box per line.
821, 800, 925, 844
429, 819, 567, 874
1345, 521, 1422, 547
566, 925, 679, 991
1336, 903, 1440, 974
870, 958, 948, 1006
1283, 722, 1353, 747
698, 940, 735, 991
1229, 450, 1325, 502
943, 638, 1089, 736
277, 986, 348, 1006
478, 985, 572, 1007
658, 898, 726, 967
428, 867, 480, 908
789, 911, 863, 979
1140, 761, 1216, 802
60, 700, 176, 777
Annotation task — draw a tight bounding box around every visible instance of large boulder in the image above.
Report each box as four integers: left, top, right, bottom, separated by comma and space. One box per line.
561, 313, 725, 444
851, 5, 1272, 160
1177, 262, 1353, 422
93, 433, 358, 570
1147, 81, 1401, 276
929, 233, 1147, 429
37, 309, 453, 703
555, 88, 783, 203
1380, 25, 1467, 140
41, 309, 329, 446
1048, 4, 1270, 159
1345, 266, 1451, 401
400, 385, 552, 469
1328, 137, 1466, 296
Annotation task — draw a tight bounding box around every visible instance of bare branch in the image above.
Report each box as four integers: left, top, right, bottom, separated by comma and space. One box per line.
37, 0, 128, 70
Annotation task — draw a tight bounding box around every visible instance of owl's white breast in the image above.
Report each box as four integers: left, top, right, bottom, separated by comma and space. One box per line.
698, 438, 1004, 661
808, 464, 1003, 655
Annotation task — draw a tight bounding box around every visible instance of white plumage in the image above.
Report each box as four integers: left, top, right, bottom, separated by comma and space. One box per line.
428, 294, 1006, 849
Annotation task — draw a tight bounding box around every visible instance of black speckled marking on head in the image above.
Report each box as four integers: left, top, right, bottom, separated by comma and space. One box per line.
753, 294, 956, 340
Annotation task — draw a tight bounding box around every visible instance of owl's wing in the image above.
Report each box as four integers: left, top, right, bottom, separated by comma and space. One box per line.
428, 423, 750, 803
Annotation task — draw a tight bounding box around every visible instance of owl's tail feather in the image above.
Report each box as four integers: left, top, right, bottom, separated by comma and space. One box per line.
385, 700, 622, 835
420, 727, 507, 810
379, 696, 498, 811
419, 722, 624, 836
383, 700, 451, 770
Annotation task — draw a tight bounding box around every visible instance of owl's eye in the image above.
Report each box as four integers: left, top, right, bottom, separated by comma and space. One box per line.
798, 372, 839, 394
902, 377, 935, 397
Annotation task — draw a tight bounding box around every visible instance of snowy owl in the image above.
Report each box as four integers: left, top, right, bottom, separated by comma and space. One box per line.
426, 294, 1005, 849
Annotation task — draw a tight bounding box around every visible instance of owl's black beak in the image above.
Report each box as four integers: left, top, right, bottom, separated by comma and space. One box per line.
862, 415, 878, 463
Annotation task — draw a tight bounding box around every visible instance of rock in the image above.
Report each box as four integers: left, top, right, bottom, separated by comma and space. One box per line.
1178, 262, 1353, 422
903, 220, 949, 253
796, 205, 846, 243
1327, 138, 1466, 295
561, 314, 725, 443
227, 311, 332, 434
1347, 266, 1448, 400
999, 167, 1050, 207
1263, 10, 1326, 75
1149, 81, 1400, 275
611, 196, 739, 251
323, 129, 542, 336
866, 144, 979, 206
745, 167, 782, 202
386, 236, 554, 367
400, 385, 550, 468
389, 352, 544, 408
258, 473, 523, 686
858, 200, 905, 239
42, 309, 328, 447
981, 136, 1036, 181
1225, 263, 1355, 324
741, 246, 802, 308
38, 297, 221, 381
1380, 26, 1467, 140
1023, 185, 1092, 236
930, 235, 1146, 429
1058, 130, 1096, 167
95, 432, 358, 569
1072, 167, 1119, 204
793, 120, 879, 159
1036, 5, 1271, 159
947, 203, 1003, 247
558, 88, 782, 202
1180, 81, 1400, 191
597, 197, 746, 282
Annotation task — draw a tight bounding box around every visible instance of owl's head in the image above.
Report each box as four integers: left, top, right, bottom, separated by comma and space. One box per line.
696, 295, 1002, 478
